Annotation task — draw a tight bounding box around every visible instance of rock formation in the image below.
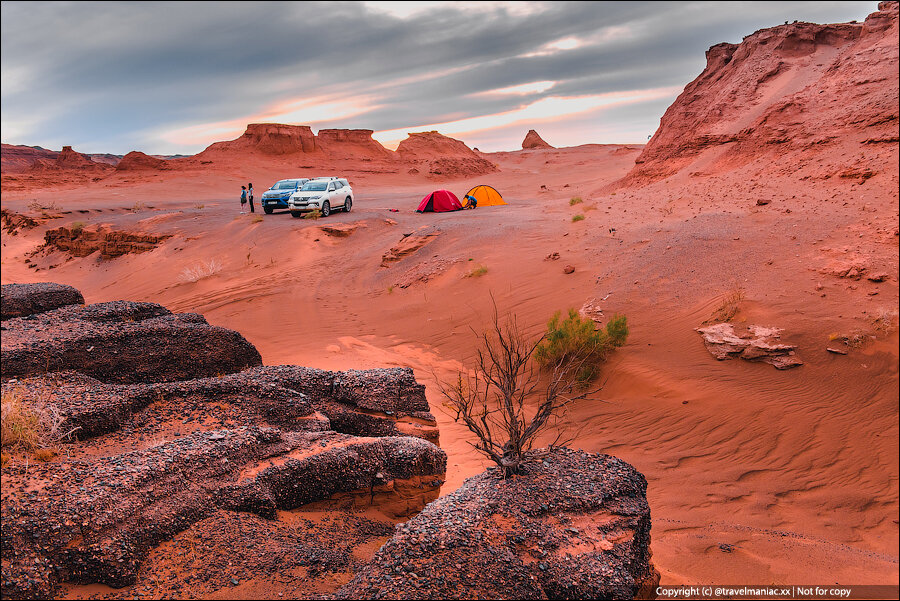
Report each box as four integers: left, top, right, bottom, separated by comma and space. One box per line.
1, 283, 446, 600
115, 150, 170, 171
696, 323, 803, 369
317, 129, 394, 159
338, 447, 658, 600
396, 131, 497, 178
1, 283, 84, 320
40, 225, 172, 259
619, 1, 899, 186
1, 300, 262, 383
28, 146, 112, 173
198, 123, 318, 157
522, 129, 554, 149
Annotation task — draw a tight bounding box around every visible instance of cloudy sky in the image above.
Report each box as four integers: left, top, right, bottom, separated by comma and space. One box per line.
1, 1, 873, 155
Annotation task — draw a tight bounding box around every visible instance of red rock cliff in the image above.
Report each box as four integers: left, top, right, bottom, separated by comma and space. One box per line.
522, 129, 554, 149
618, 1, 899, 186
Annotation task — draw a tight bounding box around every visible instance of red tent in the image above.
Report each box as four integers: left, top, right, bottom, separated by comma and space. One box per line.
416, 189, 462, 213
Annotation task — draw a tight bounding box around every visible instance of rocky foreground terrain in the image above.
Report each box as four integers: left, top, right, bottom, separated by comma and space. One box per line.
1, 283, 656, 600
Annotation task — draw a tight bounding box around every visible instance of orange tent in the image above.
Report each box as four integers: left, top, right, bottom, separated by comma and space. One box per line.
462, 185, 506, 208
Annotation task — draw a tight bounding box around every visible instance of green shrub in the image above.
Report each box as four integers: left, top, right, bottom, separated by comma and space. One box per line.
569, 196, 583, 206
535, 310, 628, 388
465, 264, 488, 278
571, 214, 585, 222
303, 209, 322, 220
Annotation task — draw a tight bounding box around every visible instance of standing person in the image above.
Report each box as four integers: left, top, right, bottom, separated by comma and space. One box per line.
248, 182, 255, 214
240, 186, 247, 214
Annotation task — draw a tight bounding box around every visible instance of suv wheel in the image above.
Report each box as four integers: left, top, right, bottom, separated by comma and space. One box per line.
321, 201, 331, 217
264, 206, 274, 215
291, 211, 303, 218
344, 197, 352, 212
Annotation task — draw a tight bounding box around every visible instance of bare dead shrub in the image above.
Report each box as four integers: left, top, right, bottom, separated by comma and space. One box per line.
438, 305, 620, 477
872, 307, 898, 335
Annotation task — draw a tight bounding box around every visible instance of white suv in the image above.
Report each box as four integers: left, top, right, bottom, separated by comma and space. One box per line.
289, 177, 353, 218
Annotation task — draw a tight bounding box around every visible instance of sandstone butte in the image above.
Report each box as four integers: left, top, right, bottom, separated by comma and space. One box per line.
0, 1, 898, 598
522, 129, 554, 150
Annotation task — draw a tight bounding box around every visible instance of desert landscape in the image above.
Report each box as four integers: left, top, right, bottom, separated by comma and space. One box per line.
2, 2, 898, 599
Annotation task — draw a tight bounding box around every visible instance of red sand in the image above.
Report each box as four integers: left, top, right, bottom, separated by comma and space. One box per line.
2, 3, 898, 591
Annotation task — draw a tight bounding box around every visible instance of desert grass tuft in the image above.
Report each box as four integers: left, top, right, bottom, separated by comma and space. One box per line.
70, 221, 86, 234
465, 264, 489, 278
569, 196, 583, 206
571, 214, 585, 222
179, 258, 224, 283
251, 215, 264, 224
1, 389, 76, 457
705, 286, 745, 324
303, 209, 322, 220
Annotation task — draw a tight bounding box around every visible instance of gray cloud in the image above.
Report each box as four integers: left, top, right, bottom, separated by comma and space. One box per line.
1, 1, 874, 153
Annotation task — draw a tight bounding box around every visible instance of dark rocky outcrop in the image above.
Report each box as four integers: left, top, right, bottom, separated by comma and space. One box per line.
338, 447, 659, 600
1, 282, 84, 320
0, 424, 445, 599
522, 129, 554, 150
1, 284, 447, 600
1, 300, 262, 383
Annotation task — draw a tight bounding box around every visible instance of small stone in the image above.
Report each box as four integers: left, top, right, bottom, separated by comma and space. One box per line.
563, 265, 575, 274
826, 347, 848, 355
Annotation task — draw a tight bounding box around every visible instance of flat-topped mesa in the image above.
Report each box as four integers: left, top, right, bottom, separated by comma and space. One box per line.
316, 128, 395, 159
618, 2, 898, 186
115, 150, 169, 171
396, 131, 497, 178
522, 129, 554, 149
199, 123, 318, 156
339, 447, 659, 600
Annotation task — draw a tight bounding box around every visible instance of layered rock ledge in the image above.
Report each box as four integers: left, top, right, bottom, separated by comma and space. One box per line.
1, 282, 84, 320
338, 447, 659, 600
1, 300, 262, 383
1, 283, 446, 599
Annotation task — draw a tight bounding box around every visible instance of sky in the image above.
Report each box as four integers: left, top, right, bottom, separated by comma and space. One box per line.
0, 1, 875, 155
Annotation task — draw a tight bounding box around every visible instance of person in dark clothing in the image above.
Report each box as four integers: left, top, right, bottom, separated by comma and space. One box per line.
248, 182, 255, 213
240, 186, 247, 214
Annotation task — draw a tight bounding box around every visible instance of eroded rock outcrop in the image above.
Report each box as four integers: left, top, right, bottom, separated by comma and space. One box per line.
338, 447, 658, 600
317, 129, 394, 159
396, 131, 497, 178
40, 225, 172, 258
618, 2, 899, 186
697, 323, 803, 369
198, 123, 318, 157
1, 284, 446, 599
1, 300, 262, 383
115, 151, 170, 171
1, 283, 84, 320
28, 146, 112, 173
522, 129, 554, 150
1, 423, 444, 599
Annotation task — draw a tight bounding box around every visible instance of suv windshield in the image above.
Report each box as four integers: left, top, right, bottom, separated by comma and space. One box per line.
301, 181, 328, 192
273, 181, 296, 190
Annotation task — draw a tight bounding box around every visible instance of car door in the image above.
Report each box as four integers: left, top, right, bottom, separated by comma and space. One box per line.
327, 181, 338, 207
